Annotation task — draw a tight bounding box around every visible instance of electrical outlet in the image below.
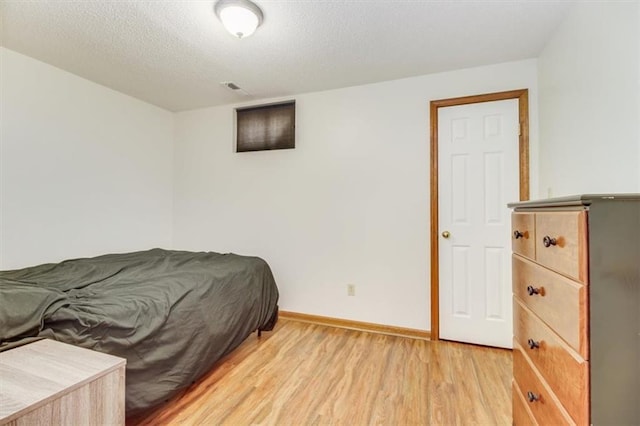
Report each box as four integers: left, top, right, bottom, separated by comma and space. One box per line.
347, 284, 355, 296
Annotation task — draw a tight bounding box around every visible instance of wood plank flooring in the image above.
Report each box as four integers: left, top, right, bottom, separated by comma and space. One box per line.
130, 319, 512, 425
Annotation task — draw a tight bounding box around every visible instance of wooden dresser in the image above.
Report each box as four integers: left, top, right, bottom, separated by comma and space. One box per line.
0, 339, 126, 425
509, 194, 640, 425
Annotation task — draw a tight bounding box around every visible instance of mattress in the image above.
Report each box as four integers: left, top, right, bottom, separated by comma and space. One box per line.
0, 248, 279, 414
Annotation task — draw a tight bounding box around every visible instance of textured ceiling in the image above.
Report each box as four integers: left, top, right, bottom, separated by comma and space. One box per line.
0, 1, 572, 112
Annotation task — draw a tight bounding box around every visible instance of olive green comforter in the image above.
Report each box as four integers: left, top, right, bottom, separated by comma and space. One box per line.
0, 248, 279, 414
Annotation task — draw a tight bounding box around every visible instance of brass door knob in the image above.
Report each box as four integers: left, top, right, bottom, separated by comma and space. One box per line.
441, 231, 450, 239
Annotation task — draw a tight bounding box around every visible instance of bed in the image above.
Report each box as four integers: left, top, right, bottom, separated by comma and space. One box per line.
0, 248, 279, 415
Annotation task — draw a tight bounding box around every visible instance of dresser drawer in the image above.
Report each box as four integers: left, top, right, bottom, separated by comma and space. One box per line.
513, 255, 588, 357
514, 299, 589, 424
512, 212, 535, 260
535, 211, 588, 283
513, 380, 537, 426
513, 341, 575, 426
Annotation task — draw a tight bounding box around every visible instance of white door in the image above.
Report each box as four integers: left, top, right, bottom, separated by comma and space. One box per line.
438, 99, 519, 348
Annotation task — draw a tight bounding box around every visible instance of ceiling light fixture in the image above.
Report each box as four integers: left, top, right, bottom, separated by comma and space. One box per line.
214, 0, 263, 39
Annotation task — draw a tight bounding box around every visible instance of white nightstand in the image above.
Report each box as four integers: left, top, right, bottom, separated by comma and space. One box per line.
0, 339, 126, 425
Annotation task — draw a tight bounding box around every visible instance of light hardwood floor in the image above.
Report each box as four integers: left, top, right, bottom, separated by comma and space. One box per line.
131, 318, 512, 425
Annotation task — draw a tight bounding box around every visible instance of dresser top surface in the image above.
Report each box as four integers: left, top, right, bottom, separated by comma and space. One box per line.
0, 338, 125, 421
508, 193, 640, 209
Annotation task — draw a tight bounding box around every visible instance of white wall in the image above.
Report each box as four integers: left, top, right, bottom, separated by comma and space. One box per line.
0, 48, 174, 269
173, 60, 539, 330
538, 2, 640, 197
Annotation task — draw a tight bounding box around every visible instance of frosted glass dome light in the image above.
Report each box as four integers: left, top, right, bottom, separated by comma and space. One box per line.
215, 0, 264, 39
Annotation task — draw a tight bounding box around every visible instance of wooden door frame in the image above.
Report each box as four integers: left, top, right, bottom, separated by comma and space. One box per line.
429, 89, 530, 341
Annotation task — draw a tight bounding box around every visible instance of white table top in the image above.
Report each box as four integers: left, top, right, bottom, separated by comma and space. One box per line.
0, 338, 126, 422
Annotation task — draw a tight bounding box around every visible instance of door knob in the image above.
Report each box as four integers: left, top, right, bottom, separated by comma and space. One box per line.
441, 231, 450, 239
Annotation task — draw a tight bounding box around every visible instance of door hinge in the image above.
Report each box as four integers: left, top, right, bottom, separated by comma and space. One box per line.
518, 122, 522, 136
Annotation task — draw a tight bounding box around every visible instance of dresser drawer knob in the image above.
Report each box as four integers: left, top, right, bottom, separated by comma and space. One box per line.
542, 235, 557, 247
527, 339, 540, 349
513, 230, 524, 239
527, 391, 540, 403
526, 285, 541, 296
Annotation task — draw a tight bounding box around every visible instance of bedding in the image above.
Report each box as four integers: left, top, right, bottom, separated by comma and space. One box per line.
0, 248, 279, 415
